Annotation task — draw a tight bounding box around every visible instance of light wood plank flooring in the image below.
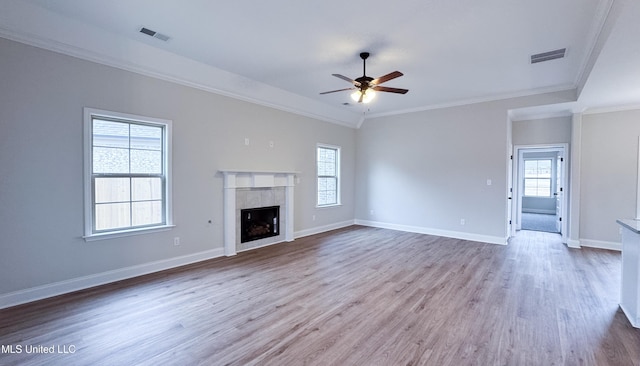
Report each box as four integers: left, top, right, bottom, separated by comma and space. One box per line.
1, 226, 639, 365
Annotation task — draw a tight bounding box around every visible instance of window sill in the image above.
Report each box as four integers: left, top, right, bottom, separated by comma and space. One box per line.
316, 203, 342, 209
84, 225, 175, 242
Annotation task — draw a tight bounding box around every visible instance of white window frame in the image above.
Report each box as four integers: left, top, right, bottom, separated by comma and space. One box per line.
83, 108, 173, 241
523, 158, 553, 197
316, 143, 341, 207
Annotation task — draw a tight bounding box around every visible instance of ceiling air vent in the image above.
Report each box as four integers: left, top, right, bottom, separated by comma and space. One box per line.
530, 48, 566, 64
139, 27, 170, 42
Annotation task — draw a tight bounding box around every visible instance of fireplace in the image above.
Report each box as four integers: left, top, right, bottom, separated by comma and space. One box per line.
220, 170, 296, 256
241, 206, 280, 243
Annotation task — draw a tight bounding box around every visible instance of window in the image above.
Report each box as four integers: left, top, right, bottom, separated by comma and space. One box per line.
84, 108, 172, 240
523, 159, 552, 197
317, 145, 340, 206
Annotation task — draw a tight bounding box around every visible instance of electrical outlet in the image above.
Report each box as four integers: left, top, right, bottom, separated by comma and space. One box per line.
312, 215, 316, 221
244, 138, 250, 146
460, 219, 465, 225
174, 237, 180, 246
370, 210, 375, 216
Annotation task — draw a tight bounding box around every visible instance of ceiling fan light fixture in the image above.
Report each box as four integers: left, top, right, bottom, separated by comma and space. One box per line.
320, 52, 407, 101
351, 89, 376, 103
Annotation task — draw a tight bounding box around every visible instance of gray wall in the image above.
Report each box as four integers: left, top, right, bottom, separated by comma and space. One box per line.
0, 38, 356, 296
512, 116, 571, 146
354, 91, 576, 242
580, 109, 640, 243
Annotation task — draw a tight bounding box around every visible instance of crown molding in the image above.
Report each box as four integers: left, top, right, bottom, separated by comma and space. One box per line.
0, 0, 361, 128
583, 103, 640, 115
364, 85, 577, 120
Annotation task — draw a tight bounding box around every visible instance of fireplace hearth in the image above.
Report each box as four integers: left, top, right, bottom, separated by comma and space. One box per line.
241, 206, 280, 243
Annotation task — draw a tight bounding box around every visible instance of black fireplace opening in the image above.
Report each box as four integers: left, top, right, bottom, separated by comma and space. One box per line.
241, 206, 280, 243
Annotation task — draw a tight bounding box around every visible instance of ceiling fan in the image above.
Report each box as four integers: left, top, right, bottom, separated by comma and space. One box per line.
320, 52, 408, 103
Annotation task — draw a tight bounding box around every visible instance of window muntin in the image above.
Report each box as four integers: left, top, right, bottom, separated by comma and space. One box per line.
84, 109, 172, 239
523, 159, 552, 197
317, 145, 340, 206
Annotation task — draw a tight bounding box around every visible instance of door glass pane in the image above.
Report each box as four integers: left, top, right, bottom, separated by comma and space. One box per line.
537, 160, 551, 178
538, 179, 551, 196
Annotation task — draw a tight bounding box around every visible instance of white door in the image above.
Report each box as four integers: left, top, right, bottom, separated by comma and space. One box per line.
507, 147, 514, 237
555, 153, 563, 233
513, 144, 569, 241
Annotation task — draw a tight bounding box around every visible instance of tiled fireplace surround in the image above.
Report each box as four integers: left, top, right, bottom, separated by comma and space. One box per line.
220, 170, 296, 256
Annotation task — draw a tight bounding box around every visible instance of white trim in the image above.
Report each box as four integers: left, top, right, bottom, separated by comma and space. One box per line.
366, 85, 576, 120
0, 5, 361, 129
637, 136, 640, 220
0, 217, 355, 310
355, 219, 508, 245
575, 0, 615, 95
569, 113, 583, 246
583, 103, 640, 116
220, 170, 296, 256
295, 220, 355, 239
579, 238, 621, 251
567, 239, 582, 249
316, 143, 341, 207
83, 108, 173, 241
83, 224, 175, 242
620, 304, 640, 328
0, 248, 224, 310
237, 239, 286, 253
512, 144, 569, 243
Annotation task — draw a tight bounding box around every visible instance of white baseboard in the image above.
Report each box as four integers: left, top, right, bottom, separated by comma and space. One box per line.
620, 304, 640, 328
579, 238, 622, 251
354, 219, 508, 245
567, 239, 581, 249
0, 248, 225, 310
11, 220, 607, 310
294, 220, 355, 239
0, 220, 359, 310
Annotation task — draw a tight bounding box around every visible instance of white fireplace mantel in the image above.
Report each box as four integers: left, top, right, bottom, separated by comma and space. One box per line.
219, 170, 297, 256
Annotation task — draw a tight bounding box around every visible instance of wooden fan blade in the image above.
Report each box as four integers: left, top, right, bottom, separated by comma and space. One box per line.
332, 74, 361, 87
372, 86, 409, 94
371, 71, 403, 86
319, 87, 356, 95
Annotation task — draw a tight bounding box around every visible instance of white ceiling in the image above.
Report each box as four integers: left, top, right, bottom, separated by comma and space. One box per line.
1, 0, 639, 126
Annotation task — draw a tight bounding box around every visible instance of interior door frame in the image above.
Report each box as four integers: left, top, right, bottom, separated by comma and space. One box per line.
511, 143, 569, 243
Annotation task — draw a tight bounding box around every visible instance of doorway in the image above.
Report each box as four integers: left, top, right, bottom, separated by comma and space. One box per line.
511, 144, 568, 243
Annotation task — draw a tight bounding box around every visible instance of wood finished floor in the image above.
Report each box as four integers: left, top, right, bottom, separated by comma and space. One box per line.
1, 226, 639, 365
